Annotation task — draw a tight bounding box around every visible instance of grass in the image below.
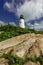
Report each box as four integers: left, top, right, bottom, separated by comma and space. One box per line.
2, 53, 43, 65
0, 25, 43, 42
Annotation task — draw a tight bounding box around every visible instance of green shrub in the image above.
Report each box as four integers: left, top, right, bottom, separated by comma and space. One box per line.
0, 25, 43, 42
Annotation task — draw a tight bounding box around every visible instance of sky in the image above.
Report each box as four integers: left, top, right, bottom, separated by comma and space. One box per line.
0, 0, 43, 30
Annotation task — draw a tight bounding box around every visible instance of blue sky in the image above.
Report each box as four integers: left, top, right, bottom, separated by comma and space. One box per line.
0, 0, 43, 30
0, 0, 19, 26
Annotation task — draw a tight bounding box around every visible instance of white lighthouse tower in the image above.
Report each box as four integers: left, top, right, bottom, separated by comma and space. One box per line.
19, 15, 25, 28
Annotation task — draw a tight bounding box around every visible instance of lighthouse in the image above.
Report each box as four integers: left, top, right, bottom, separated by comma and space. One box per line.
19, 15, 25, 28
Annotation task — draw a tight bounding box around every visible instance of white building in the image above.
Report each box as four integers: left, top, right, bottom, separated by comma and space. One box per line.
19, 15, 25, 28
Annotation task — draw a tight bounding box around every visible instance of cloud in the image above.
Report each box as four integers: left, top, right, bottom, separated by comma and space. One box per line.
0, 21, 6, 26
4, 0, 26, 13
0, 21, 16, 26
9, 22, 16, 26
34, 22, 39, 29
4, 0, 16, 13
26, 23, 34, 29
17, 0, 43, 22
33, 21, 43, 31
4, 0, 43, 22
26, 21, 43, 31
33, 22, 40, 30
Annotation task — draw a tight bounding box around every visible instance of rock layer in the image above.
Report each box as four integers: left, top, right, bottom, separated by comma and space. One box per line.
0, 33, 43, 65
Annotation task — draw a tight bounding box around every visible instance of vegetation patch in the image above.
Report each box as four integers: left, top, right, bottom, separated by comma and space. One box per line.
2, 53, 43, 65
0, 25, 43, 42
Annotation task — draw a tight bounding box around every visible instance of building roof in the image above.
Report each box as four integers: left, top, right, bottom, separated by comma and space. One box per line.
20, 15, 24, 19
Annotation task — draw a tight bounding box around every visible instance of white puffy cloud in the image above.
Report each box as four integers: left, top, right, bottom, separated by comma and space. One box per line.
0, 21, 6, 26
4, 0, 15, 13
26, 23, 33, 29
33, 21, 43, 31
34, 22, 39, 29
17, 0, 43, 22
9, 22, 16, 26
0, 21, 16, 26
33, 22, 40, 30
26, 21, 43, 31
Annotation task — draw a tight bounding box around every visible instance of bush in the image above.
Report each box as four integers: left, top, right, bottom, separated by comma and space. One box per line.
0, 25, 43, 42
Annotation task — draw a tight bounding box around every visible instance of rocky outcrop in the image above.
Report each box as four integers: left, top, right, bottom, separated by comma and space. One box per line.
0, 34, 36, 57
24, 61, 40, 65
0, 34, 43, 65
0, 34, 43, 58
26, 38, 43, 58
0, 58, 8, 65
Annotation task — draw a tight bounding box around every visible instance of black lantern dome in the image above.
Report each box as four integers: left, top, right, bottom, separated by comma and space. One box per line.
20, 15, 24, 19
